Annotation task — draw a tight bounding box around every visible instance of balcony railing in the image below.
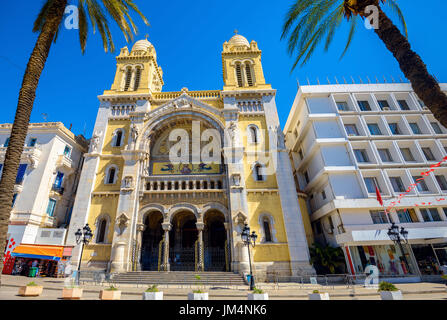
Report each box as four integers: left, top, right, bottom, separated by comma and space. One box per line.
51, 184, 64, 195
144, 175, 225, 192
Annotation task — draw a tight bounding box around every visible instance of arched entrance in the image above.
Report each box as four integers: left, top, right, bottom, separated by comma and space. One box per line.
204, 211, 227, 271
141, 211, 163, 271
169, 211, 198, 271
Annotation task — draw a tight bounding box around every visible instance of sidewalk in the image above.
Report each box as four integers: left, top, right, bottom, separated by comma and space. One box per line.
1, 275, 446, 300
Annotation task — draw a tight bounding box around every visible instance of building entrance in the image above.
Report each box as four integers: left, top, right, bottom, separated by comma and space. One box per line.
141, 212, 163, 271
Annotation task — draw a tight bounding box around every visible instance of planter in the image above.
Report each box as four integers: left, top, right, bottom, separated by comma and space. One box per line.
380, 291, 403, 300
62, 288, 83, 300
308, 293, 330, 300
188, 292, 209, 300
247, 293, 269, 300
18, 286, 43, 297
143, 292, 163, 300
99, 290, 121, 300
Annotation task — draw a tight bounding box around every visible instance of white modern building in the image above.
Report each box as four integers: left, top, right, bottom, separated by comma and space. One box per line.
0, 122, 88, 256
284, 82, 447, 280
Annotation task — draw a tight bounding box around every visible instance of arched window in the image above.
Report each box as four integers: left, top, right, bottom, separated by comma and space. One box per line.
123, 67, 132, 91
105, 166, 117, 184
254, 163, 264, 181
113, 129, 124, 147
248, 125, 258, 144
262, 217, 273, 242
133, 67, 142, 90
97, 219, 107, 243
245, 62, 254, 86
235, 63, 243, 87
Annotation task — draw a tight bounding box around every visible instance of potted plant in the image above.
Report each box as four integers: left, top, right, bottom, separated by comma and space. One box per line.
99, 285, 121, 300
308, 289, 330, 300
143, 285, 163, 300
378, 281, 403, 300
248, 287, 269, 300
442, 275, 447, 291
18, 281, 43, 297
62, 277, 83, 299
188, 275, 209, 300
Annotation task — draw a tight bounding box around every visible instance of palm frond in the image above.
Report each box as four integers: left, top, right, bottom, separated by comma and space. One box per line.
386, 0, 408, 38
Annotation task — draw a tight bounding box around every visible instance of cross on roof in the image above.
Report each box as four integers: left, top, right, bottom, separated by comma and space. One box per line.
234, 29, 238, 35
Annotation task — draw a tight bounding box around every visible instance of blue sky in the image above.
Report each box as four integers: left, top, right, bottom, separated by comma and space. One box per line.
1, 1, 446, 138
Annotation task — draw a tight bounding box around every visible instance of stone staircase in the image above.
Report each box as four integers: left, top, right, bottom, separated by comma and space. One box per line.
109, 271, 247, 286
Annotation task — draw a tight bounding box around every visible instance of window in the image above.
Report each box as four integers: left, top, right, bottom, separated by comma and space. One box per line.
420, 208, 442, 222
377, 100, 390, 110
133, 67, 142, 90
28, 138, 37, 147
15, 164, 27, 185
409, 123, 422, 134
353, 149, 370, 163
345, 124, 359, 136
413, 176, 429, 192
370, 210, 390, 224
298, 149, 304, 160
431, 122, 443, 134
314, 220, 322, 234
436, 175, 447, 191
114, 130, 124, 147
245, 62, 254, 86
54, 171, 64, 188
254, 164, 264, 181
97, 219, 107, 243
328, 216, 334, 231
124, 67, 132, 91
4, 137, 10, 147
106, 167, 116, 184
249, 126, 258, 144
378, 149, 393, 162
421, 147, 435, 161
400, 148, 415, 162
397, 100, 410, 110
368, 124, 382, 135
46, 199, 57, 217
388, 123, 401, 135
63, 145, 71, 157
336, 101, 349, 111
235, 63, 243, 87
364, 177, 381, 193
12, 193, 17, 208
389, 177, 405, 193
262, 217, 272, 242
322, 190, 327, 200
418, 99, 425, 108
358, 100, 371, 111
397, 209, 416, 223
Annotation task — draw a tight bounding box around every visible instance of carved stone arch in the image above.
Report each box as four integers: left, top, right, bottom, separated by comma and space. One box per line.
136, 102, 225, 151
230, 58, 255, 66
202, 203, 229, 222
139, 203, 168, 224
168, 203, 201, 223
121, 63, 144, 71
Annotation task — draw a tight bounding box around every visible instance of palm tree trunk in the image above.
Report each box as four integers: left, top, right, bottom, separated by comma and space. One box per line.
0, 0, 67, 284
374, 7, 447, 127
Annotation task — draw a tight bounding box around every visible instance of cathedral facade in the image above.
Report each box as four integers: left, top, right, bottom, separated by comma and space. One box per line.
66, 33, 314, 279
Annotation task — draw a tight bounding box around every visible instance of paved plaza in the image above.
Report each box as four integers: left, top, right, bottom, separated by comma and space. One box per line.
1, 275, 446, 300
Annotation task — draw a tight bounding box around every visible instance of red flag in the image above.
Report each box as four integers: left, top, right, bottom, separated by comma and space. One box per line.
376, 185, 383, 206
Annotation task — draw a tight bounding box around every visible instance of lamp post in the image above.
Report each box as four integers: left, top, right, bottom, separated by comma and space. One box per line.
241, 223, 257, 290
387, 222, 410, 273
74, 224, 93, 284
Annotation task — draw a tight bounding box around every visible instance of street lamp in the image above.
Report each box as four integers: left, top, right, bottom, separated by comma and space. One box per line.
387, 222, 410, 273
74, 224, 93, 284
241, 223, 257, 290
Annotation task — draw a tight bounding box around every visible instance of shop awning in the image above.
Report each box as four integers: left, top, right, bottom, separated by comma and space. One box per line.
11, 244, 64, 261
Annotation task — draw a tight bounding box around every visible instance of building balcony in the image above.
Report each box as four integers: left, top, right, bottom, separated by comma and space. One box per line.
55, 154, 75, 174
51, 184, 64, 195
0, 146, 42, 168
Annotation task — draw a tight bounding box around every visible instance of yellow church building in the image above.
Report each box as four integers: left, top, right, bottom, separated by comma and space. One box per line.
66, 33, 314, 280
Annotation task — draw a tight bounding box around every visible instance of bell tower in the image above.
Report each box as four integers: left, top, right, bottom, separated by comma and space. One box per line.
108, 36, 164, 94
222, 31, 270, 91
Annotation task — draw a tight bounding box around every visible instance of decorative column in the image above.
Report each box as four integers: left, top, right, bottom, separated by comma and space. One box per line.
224, 222, 231, 271
161, 222, 171, 271
196, 222, 205, 272
136, 223, 146, 271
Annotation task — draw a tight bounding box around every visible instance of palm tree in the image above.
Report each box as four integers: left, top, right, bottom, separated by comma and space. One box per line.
309, 243, 346, 274
0, 0, 148, 280
281, 0, 447, 128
